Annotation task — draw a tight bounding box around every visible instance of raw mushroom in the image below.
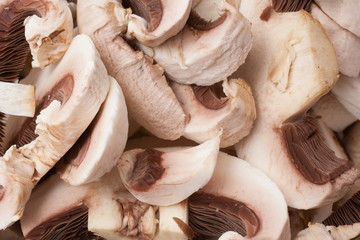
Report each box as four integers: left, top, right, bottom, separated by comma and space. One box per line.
125, 0, 192, 47
138, 0, 252, 86
234, 0, 359, 209
117, 134, 220, 206
170, 78, 256, 148
77, 0, 186, 140
0, 34, 110, 229
188, 152, 290, 240
294, 222, 360, 240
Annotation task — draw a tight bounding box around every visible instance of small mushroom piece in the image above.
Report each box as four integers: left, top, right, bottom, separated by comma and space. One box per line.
294, 222, 360, 240
171, 78, 256, 148
77, 0, 186, 140
125, 0, 192, 47
24, 0, 74, 68
118, 134, 220, 206
188, 152, 290, 240
57, 77, 128, 186
0, 81, 35, 117
139, 0, 252, 86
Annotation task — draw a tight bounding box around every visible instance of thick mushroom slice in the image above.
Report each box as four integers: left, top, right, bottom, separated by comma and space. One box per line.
125, 0, 192, 47
188, 152, 290, 240
117, 134, 220, 206
234, 0, 358, 209
294, 222, 360, 240
170, 78, 256, 147
0, 34, 110, 229
57, 77, 128, 186
139, 0, 252, 86
77, 0, 186, 140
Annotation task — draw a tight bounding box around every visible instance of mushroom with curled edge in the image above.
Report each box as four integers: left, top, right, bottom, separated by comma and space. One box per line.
234, 0, 359, 209
0, 34, 110, 229
117, 134, 220, 206
188, 152, 290, 240
57, 77, 128, 186
170, 78, 256, 148
294, 222, 360, 240
138, 0, 252, 86
77, 0, 186, 141
124, 0, 192, 47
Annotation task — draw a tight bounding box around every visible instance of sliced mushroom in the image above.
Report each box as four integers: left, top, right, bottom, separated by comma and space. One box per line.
118, 134, 220, 206
24, 0, 73, 68
77, 0, 186, 140
125, 0, 192, 47
188, 152, 290, 240
295, 222, 360, 240
57, 77, 128, 185
0, 34, 110, 229
139, 0, 252, 86
170, 78, 256, 147
310, 3, 360, 78
234, 0, 358, 209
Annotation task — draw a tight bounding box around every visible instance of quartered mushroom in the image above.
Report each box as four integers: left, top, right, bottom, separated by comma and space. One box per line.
117, 134, 220, 206
188, 152, 290, 240
125, 0, 192, 47
294, 222, 360, 240
170, 78, 256, 148
0, 34, 110, 229
77, 0, 186, 140
139, 0, 252, 86
234, 0, 359, 209
57, 77, 128, 186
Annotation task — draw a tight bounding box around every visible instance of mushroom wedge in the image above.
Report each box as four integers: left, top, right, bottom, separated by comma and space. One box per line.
295, 222, 360, 240
234, 0, 358, 209
0, 34, 110, 229
57, 77, 128, 186
77, 0, 186, 140
117, 134, 220, 206
188, 152, 290, 240
125, 0, 192, 47
138, 0, 252, 86
170, 79, 256, 148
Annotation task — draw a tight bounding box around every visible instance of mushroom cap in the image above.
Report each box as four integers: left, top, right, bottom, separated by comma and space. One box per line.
126, 0, 192, 47
139, 0, 252, 86
57, 77, 128, 186
117, 134, 220, 206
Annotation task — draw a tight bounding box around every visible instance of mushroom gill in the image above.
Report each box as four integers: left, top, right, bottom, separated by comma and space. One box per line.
187, 10, 226, 31
191, 83, 228, 110
272, 0, 312, 13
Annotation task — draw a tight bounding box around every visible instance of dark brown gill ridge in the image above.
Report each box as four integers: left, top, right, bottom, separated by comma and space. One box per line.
187, 10, 226, 31
272, 0, 312, 13
191, 82, 228, 110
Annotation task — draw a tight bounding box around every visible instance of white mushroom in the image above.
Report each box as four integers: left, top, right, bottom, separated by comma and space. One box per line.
139, 0, 252, 86
117, 134, 220, 206
295, 222, 360, 240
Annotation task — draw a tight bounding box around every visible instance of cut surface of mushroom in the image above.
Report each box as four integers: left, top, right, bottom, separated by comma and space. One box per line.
171, 78, 256, 147
77, 0, 186, 140
294, 222, 360, 240
125, 0, 192, 47
188, 152, 290, 240
118, 134, 220, 206
57, 77, 128, 185
139, 0, 252, 86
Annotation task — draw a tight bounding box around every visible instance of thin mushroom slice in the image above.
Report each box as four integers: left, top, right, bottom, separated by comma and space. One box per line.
295, 222, 360, 240
0, 34, 110, 229
77, 0, 186, 140
139, 0, 252, 86
125, 0, 192, 47
57, 77, 128, 186
117, 134, 220, 206
170, 78, 256, 148
188, 152, 290, 240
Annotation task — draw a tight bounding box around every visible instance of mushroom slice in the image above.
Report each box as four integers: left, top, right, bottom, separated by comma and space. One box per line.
310, 3, 360, 78
0, 81, 35, 117
24, 0, 73, 68
0, 34, 110, 229
295, 222, 360, 240
77, 0, 186, 140
57, 77, 128, 185
118, 134, 220, 206
139, 0, 252, 86
170, 78, 256, 147
125, 0, 192, 47
188, 152, 290, 240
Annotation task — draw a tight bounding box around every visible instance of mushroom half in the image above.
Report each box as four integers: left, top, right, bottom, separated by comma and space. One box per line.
170, 78, 256, 148
117, 134, 220, 206
139, 0, 252, 86
188, 152, 290, 240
